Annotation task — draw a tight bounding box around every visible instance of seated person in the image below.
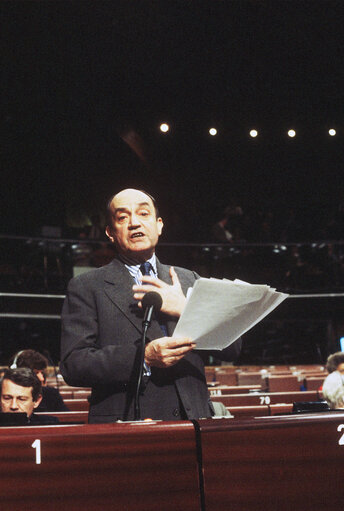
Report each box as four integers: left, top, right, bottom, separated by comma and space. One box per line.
1, 367, 59, 425
322, 352, 344, 409
211, 401, 233, 418
9, 349, 69, 412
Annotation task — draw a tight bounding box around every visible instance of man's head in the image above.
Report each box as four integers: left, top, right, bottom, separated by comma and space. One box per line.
1, 368, 42, 417
326, 352, 344, 374
10, 349, 48, 385
105, 188, 163, 263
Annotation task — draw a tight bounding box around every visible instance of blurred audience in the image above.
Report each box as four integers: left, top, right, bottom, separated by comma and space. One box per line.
1, 199, 344, 295
9, 350, 68, 412
212, 200, 244, 243
0, 367, 59, 424
88, 214, 105, 240
322, 352, 344, 409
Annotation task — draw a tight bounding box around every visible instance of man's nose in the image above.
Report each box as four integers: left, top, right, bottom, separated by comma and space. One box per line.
128, 214, 141, 228
10, 398, 19, 410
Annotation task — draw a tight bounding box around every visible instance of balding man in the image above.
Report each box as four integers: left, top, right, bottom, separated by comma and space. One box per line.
60, 189, 241, 422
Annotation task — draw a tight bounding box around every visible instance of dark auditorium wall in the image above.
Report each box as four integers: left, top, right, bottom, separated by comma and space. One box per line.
1, 1, 344, 240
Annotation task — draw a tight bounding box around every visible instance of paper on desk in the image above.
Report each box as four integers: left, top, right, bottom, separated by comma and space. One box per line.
173, 278, 288, 350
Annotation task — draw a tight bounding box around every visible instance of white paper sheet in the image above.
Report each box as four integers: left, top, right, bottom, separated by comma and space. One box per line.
173, 278, 288, 350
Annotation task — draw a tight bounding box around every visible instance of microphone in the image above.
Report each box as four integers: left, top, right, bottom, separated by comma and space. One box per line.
142, 291, 163, 331
134, 291, 162, 421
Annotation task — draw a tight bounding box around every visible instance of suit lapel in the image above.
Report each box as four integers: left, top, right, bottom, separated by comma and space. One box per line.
103, 259, 142, 333
156, 258, 191, 292
103, 258, 164, 340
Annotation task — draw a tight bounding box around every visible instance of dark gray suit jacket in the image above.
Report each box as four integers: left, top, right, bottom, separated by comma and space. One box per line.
60, 257, 241, 422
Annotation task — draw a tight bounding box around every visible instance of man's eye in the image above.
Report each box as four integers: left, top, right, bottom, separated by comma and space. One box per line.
140, 211, 149, 216
18, 397, 28, 402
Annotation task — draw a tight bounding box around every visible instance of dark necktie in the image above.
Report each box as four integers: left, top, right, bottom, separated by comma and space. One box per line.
140, 262, 168, 336
140, 262, 152, 276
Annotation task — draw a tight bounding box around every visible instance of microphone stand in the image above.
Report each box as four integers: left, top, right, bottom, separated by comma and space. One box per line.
134, 315, 151, 421
134, 291, 162, 421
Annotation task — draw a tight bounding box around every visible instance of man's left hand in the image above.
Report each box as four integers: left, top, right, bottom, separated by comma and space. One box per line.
133, 266, 186, 317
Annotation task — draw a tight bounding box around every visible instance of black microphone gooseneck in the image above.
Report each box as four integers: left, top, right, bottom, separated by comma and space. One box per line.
134, 291, 162, 420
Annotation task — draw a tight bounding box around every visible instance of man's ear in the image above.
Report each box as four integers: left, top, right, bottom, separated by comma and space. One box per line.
157, 218, 163, 236
105, 225, 115, 243
33, 394, 43, 410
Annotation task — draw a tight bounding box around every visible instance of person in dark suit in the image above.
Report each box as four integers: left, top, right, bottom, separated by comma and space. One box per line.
60, 189, 241, 423
0, 367, 59, 425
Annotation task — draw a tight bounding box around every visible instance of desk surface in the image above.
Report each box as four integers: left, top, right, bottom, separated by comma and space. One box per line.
0, 421, 200, 511
198, 411, 344, 511
2, 413, 344, 511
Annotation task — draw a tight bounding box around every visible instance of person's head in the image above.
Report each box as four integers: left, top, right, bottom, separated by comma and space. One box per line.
9, 349, 48, 385
322, 370, 344, 409
1, 368, 42, 417
326, 352, 344, 374
105, 188, 163, 263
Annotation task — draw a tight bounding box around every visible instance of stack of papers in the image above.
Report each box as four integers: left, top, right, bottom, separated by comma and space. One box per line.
174, 278, 289, 350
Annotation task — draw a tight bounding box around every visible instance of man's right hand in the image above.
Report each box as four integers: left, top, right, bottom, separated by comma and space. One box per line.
133, 267, 186, 318
145, 337, 196, 368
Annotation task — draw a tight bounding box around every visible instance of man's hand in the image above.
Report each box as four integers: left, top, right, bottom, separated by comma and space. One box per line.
133, 266, 186, 317
145, 336, 196, 368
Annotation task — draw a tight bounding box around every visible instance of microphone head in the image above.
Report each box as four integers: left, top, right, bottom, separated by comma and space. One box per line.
142, 291, 162, 312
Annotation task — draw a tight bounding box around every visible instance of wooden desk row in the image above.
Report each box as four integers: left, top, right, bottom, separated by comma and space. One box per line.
210, 372, 326, 391
1, 412, 344, 510
60, 390, 324, 414
211, 390, 320, 407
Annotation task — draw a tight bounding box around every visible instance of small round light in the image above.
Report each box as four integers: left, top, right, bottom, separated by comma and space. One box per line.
329, 129, 336, 136
288, 129, 296, 138
209, 128, 217, 136
249, 129, 258, 138
159, 123, 170, 133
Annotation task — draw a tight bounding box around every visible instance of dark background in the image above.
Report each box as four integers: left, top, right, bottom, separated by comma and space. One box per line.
2, 0, 344, 365
1, 0, 344, 241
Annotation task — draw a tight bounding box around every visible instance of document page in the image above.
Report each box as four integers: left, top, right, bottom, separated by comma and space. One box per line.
173, 278, 288, 350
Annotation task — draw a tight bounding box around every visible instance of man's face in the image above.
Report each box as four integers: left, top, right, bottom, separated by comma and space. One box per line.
1, 379, 42, 417
106, 189, 163, 262
337, 362, 344, 375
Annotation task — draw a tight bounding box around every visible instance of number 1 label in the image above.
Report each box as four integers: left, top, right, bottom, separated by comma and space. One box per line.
31, 439, 41, 464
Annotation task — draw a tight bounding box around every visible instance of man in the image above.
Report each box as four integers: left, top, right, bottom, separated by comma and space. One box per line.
1, 367, 59, 424
60, 188, 241, 422
325, 351, 344, 375
9, 349, 69, 412
322, 352, 344, 409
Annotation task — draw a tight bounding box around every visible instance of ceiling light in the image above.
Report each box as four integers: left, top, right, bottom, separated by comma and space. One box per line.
159, 123, 170, 133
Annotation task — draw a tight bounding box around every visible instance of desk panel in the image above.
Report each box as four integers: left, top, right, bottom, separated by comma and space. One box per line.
199, 412, 344, 511
212, 390, 319, 407
0, 421, 200, 511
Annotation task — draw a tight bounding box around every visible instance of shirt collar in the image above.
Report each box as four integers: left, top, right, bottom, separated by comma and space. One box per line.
118, 253, 157, 276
